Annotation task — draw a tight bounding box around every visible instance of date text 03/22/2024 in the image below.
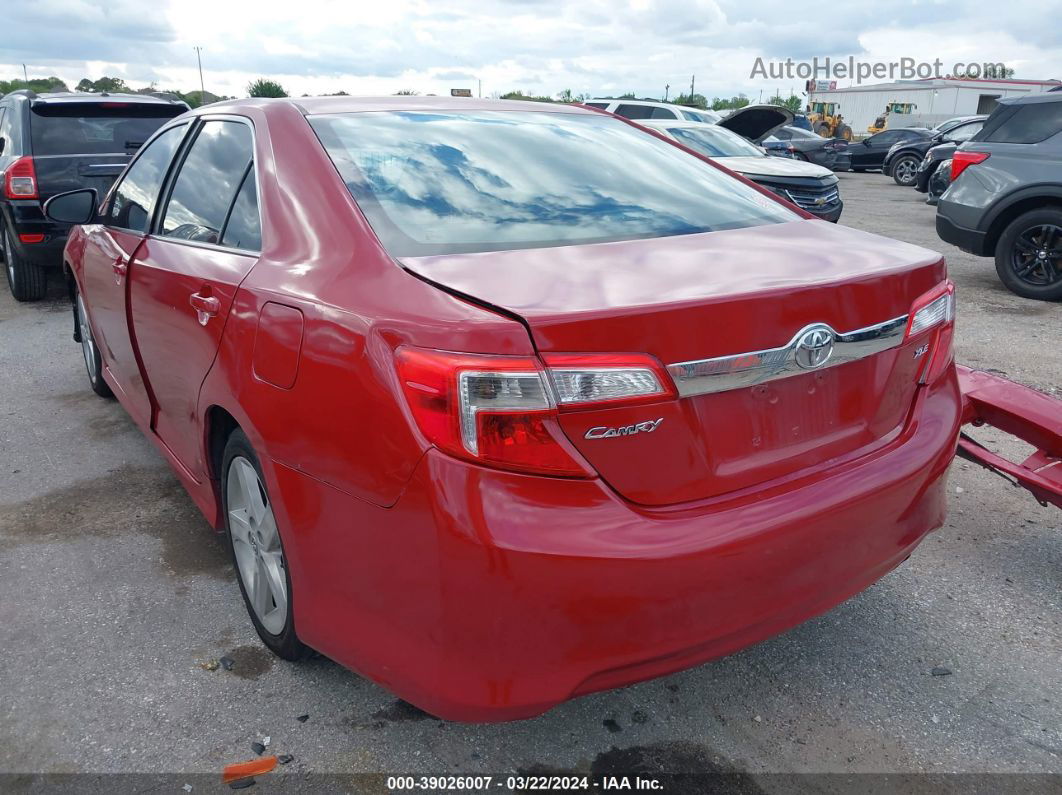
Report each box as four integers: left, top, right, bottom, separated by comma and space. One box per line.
386, 775, 664, 791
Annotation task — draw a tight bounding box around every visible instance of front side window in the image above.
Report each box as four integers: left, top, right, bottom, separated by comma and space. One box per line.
107, 124, 186, 233
160, 120, 254, 245
310, 110, 795, 257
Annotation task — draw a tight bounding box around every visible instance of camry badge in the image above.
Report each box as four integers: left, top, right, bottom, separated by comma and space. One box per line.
584, 418, 664, 440
794, 327, 834, 370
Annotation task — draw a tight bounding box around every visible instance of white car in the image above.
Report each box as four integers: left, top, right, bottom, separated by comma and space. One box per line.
583, 98, 721, 123
639, 120, 844, 222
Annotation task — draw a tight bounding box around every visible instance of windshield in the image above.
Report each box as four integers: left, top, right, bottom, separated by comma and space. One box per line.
30, 104, 184, 156
667, 125, 765, 158
309, 110, 794, 257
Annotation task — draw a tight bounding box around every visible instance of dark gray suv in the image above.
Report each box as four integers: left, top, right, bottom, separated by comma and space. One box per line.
936, 92, 1062, 300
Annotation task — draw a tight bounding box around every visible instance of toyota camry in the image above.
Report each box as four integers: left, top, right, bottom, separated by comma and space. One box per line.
45, 96, 961, 722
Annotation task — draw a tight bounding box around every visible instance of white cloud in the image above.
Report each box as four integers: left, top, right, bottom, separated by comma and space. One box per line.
3, 0, 1060, 100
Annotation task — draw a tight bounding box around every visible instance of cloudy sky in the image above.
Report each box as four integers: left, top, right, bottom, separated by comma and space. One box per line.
3, 0, 1060, 100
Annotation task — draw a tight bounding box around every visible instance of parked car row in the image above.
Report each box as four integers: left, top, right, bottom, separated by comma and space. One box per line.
870, 95, 1062, 301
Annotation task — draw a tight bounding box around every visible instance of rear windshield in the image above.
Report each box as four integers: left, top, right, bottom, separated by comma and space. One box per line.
975, 101, 1062, 144
667, 125, 764, 157
30, 104, 184, 156
309, 110, 795, 257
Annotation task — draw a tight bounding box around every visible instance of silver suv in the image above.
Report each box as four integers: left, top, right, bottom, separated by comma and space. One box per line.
936, 92, 1062, 300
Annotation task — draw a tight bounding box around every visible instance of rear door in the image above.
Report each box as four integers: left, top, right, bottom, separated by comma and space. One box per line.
79, 122, 189, 420
29, 101, 185, 201
128, 117, 261, 479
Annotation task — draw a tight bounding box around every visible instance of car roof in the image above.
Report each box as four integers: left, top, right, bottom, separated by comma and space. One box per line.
202, 96, 598, 116
637, 119, 720, 130
587, 97, 711, 112
21, 91, 187, 107
998, 92, 1062, 106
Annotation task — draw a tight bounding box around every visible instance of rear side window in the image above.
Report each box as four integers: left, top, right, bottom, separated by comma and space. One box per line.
615, 104, 676, 120
219, 169, 261, 251
584, 103, 607, 110
30, 104, 182, 156
107, 124, 186, 232
160, 121, 254, 245
309, 110, 796, 257
978, 102, 1062, 144
0, 105, 16, 154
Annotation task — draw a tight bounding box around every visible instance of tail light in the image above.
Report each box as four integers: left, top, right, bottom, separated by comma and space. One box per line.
4, 156, 38, 199
950, 151, 989, 182
905, 281, 956, 384
395, 347, 675, 476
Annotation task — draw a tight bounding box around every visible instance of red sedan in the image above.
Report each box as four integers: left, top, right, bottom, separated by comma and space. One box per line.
45, 97, 964, 722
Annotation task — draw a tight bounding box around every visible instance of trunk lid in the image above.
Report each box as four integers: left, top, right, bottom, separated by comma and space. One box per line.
717, 104, 794, 143
401, 219, 946, 505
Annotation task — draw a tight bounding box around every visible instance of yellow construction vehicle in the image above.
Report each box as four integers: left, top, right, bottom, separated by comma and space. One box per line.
867, 102, 918, 134
807, 101, 852, 140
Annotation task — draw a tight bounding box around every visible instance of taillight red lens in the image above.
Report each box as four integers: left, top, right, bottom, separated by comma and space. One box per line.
905, 281, 956, 384
18, 233, 44, 243
950, 151, 989, 182
395, 347, 592, 476
4, 156, 38, 199
395, 347, 678, 476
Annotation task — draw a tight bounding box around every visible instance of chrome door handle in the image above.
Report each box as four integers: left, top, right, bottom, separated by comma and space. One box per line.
112, 257, 127, 283
190, 292, 220, 325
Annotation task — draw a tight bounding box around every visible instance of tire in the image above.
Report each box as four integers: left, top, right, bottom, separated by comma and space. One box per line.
816, 124, 830, 137
891, 154, 920, 187
222, 429, 310, 661
837, 124, 852, 141
74, 283, 113, 398
994, 207, 1062, 301
3, 227, 47, 301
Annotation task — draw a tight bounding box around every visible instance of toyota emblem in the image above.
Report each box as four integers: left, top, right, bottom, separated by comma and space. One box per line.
794, 327, 834, 370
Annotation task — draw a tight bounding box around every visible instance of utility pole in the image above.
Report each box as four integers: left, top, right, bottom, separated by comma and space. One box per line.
478, 79, 481, 98
664, 83, 670, 101
689, 74, 695, 98
22, 64, 29, 87
193, 46, 205, 98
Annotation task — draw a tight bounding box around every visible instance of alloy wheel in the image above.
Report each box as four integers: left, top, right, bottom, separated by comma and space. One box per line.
893, 158, 917, 185
226, 457, 288, 635
77, 294, 98, 383
1011, 224, 1062, 287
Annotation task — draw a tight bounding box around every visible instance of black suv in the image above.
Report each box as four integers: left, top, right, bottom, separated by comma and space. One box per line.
0, 90, 187, 300
936, 93, 1062, 300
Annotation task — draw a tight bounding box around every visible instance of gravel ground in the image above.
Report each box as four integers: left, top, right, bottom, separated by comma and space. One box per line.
0, 173, 1059, 789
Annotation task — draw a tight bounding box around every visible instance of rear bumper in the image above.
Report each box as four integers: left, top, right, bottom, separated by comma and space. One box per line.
935, 211, 988, 256
1, 201, 70, 269
275, 371, 961, 722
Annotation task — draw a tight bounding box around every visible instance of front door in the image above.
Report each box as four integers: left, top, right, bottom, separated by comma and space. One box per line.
79, 123, 188, 421
128, 118, 261, 479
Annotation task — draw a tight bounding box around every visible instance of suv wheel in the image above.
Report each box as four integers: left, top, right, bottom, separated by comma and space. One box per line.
3, 227, 47, 301
995, 208, 1062, 301
75, 284, 113, 398
891, 154, 920, 187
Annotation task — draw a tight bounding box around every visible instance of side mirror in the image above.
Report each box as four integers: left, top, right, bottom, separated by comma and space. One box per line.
44, 189, 98, 225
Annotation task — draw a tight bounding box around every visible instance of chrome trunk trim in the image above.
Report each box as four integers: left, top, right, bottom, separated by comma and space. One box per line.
666, 314, 909, 397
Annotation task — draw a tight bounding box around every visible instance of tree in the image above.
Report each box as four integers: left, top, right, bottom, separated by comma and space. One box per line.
768, 94, 802, 113
247, 79, 287, 98
499, 91, 554, 103
0, 76, 68, 94
710, 94, 749, 111
673, 92, 708, 109
394, 89, 418, 95
75, 76, 130, 93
